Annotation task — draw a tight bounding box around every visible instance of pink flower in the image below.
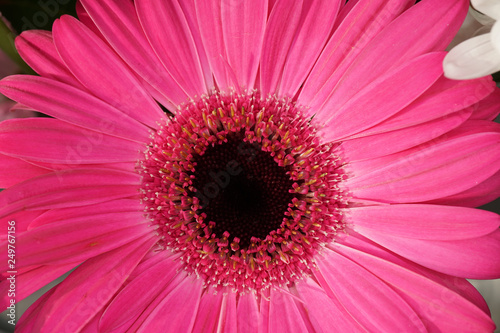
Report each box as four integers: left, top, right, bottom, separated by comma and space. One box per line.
1, 0, 500, 331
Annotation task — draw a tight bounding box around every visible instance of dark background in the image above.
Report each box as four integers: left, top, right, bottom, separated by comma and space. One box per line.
0, 0, 77, 33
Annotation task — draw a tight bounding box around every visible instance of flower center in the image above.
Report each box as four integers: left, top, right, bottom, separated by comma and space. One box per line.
190, 134, 297, 249
139, 91, 347, 293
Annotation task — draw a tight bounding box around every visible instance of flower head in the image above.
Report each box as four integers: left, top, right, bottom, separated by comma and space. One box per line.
1, 0, 500, 332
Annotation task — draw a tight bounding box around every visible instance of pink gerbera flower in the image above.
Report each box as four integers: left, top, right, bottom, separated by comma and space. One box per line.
1, 0, 500, 331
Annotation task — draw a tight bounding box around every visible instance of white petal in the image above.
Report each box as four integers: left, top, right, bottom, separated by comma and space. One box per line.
472, 0, 500, 21
447, 8, 486, 50
444, 33, 500, 79
470, 5, 496, 25
490, 21, 500, 53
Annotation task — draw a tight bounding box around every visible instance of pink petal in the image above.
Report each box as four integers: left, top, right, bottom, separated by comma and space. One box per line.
78, 308, 105, 333
0, 168, 140, 218
0, 210, 151, 269
75, 0, 108, 43
0, 210, 45, 235
331, 240, 496, 332
333, 0, 363, 30
338, 231, 492, 314
116, 271, 187, 331
236, 293, 261, 333
219, 293, 238, 333
428, 169, 500, 207
53, 15, 164, 129
28, 198, 142, 230
278, 0, 341, 97
340, 109, 470, 161
177, 0, 215, 90
318, 52, 445, 141
15, 289, 56, 333
259, 0, 304, 96
268, 289, 311, 332
268, 0, 278, 12
284, 288, 316, 332
315, 249, 426, 332
358, 228, 500, 279
15, 30, 82, 88
443, 278, 492, 316
0, 262, 76, 309
80, 0, 192, 111
195, 0, 232, 90
349, 119, 500, 176
470, 88, 500, 121
0, 154, 49, 188
30, 236, 157, 332
221, 0, 267, 90
9, 103, 33, 112
0, 118, 143, 164
99, 252, 182, 332
346, 121, 500, 203
0, 75, 151, 142
192, 290, 224, 333
348, 204, 500, 240
129, 248, 167, 276
294, 278, 366, 332
349, 75, 495, 139
135, 0, 207, 99
259, 296, 271, 333
136, 275, 203, 332
309, 0, 468, 115
298, 0, 414, 109
26, 161, 136, 175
